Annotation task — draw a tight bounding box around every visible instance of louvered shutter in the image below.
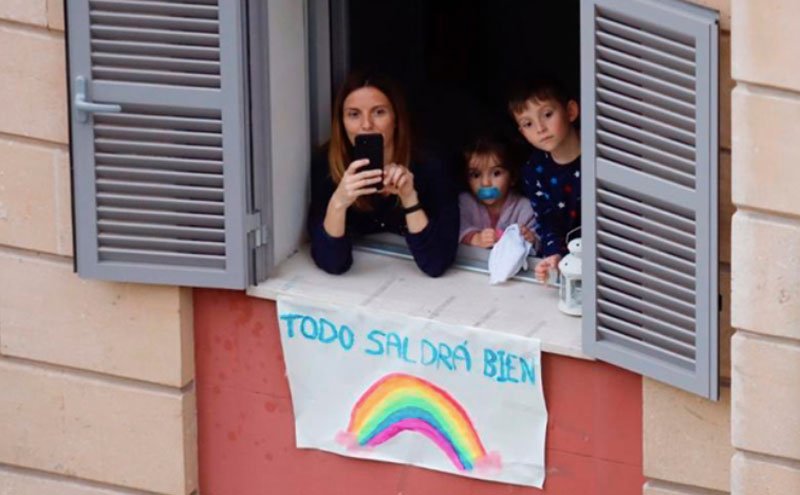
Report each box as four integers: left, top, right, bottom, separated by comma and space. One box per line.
580, 0, 719, 399
67, 0, 264, 289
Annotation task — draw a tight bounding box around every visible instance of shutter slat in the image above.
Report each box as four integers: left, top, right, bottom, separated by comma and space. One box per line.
94, 124, 222, 145
598, 144, 695, 188
597, 299, 695, 345
89, 11, 219, 33
95, 153, 222, 173
597, 131, 696, 174
598, 285, 696, 332
597, 216, 696, 261
94, 112, 221, 131
97, 193, 224, 214
598, 271, 695, 315
98, 247, 226, 268
98, 219, 224, 241
597, 230, 695, 276
92, 53, 221, 74
91, 25, 220, 46
596, 59, 695, 105
597, 201, 696, 246
596, 12, 696, 56
95, 139, 222, 159
97, 206, 224, 228
597, 245, 695, 289
96, 166, 223, 187
98, 233, 226, 254
596, 46, 695, 90
93, 66, 221, 87
96, 179, 224, 201
596, 31, 695, 74
599, 313, 694, 355
597, 187, 696, 233
597, 74, 694, 117
90, 0, 219, 18
92, 39, 219, 60
597, 328, 695, 369
598, 115, 696, 160
597, 101, 695, 145
597, 88, 694, 131
597, 258, 695, 303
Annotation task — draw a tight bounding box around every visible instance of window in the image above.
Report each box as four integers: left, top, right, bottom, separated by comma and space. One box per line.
65, 0, 719, 399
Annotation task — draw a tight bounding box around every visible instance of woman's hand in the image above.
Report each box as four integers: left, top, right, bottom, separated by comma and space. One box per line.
329, 159, 383, 211
382, 163, 417, 206
534, 254, 561, 284
469, 228, 498, 248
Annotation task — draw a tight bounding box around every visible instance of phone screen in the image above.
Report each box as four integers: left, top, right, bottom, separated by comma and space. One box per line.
354, 133, 384, 190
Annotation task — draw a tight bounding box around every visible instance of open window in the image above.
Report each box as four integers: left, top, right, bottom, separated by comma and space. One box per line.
65, 0, 719, 399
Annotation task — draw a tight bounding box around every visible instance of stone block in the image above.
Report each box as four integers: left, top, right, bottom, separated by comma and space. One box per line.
644, 480, 728, 494
720, 33, 732, 151
47, 0, 64, 31
731, 212, 800, 340
732, 332, 800, 461
54, 147, 72, 256
0, 360, 197, 495
0, 252, 194, 387
732, 86, 800, 218
644, 379, 734, 492
0, 0, 47, 27
732, 451, 800, 495
732, 0, 800, 92
0, 24, 67, 143
0, 466, 151, 495
0, 137, 60, 254
719, 151, 732, 264
720, 266, 732, 380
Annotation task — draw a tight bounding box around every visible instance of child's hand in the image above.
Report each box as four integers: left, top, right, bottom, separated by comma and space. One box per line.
535, 255, 561, 284
520, 225, 536, 244
470, 228, 498, 248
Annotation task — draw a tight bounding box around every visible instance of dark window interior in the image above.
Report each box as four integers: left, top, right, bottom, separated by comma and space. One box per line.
346, 0, 580, 179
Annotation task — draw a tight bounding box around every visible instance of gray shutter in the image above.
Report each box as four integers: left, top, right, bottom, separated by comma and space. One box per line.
67, 0, 265, 289
580, 0, 719, 399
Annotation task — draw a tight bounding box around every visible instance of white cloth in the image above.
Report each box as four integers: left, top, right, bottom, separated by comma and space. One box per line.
488, 224, 532, 285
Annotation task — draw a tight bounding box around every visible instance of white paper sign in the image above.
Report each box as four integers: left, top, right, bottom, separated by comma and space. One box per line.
276, 296, 548, 488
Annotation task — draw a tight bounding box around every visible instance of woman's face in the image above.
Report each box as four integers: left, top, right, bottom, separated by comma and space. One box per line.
342, 86, 396, 155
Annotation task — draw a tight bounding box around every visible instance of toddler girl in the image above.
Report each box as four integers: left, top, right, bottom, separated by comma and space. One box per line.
459, 136, 539, 251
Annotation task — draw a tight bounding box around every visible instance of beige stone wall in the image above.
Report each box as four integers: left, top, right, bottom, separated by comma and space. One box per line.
643, 1, 737, 495
0, 3, 197, 495
729, 0, 800, 493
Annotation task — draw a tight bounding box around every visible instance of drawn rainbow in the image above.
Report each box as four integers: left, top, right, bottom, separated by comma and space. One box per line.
336, 373, 501, 472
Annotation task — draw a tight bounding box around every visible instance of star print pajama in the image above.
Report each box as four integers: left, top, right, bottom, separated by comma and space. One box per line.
521, 149, 582, 257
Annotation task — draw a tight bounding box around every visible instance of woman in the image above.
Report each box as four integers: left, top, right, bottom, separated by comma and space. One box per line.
308, 71, 459, 277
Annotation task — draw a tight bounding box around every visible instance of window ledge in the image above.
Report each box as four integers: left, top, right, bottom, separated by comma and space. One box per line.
248, 245, 590, 360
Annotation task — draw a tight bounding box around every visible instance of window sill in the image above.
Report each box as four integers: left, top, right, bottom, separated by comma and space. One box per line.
247, 245, 590, 360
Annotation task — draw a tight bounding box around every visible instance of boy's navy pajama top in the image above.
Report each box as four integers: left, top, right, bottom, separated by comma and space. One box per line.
521, 149, 582, 258
308, 149, 459, 277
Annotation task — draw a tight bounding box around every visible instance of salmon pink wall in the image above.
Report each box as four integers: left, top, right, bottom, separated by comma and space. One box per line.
194, 289, 643, 494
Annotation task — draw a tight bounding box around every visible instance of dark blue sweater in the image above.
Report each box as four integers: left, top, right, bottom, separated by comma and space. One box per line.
308, 150, 459, 277
521, 149, 581, 257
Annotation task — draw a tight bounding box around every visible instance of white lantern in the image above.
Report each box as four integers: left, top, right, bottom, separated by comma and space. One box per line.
557, 238, 582, 316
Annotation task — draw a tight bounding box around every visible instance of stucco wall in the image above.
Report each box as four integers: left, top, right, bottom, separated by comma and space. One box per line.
0, 2, 197, 494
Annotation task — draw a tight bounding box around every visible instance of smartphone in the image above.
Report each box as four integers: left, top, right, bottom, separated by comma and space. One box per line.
354, 133, 383, 191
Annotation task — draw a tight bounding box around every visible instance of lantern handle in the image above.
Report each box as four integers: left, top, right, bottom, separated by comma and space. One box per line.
565, 226, 581, 244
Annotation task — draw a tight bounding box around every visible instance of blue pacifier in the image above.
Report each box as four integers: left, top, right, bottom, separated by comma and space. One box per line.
476, 187, 501, 200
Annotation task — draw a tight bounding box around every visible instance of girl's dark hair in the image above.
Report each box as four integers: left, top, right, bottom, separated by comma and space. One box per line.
462, 135, 519, 184
328, 70, 411, 211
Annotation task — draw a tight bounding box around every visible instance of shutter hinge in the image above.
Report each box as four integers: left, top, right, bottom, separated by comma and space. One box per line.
246, 212, 269, 247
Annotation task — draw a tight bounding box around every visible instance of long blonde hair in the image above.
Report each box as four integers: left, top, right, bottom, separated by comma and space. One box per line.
328, 71, 411, 210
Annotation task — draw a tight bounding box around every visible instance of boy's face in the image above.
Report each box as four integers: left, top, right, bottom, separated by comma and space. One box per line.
513, 98, 579, 153
467, 153, 511, 207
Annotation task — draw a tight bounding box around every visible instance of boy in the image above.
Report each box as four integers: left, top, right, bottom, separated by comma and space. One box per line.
509, 78, 581, 282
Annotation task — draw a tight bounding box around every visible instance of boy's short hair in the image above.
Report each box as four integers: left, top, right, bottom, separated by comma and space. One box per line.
463, 135, 519, 183
507, 76, 574, 116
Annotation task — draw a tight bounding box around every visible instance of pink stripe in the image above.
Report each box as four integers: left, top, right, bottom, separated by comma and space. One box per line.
364, 418, 467, 470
